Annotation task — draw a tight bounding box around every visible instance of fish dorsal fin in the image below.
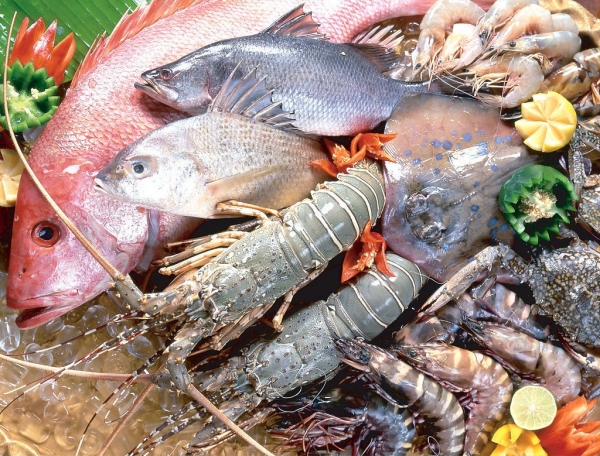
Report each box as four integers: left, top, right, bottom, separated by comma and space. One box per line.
262, 4, 327, 40
209, 65, 297, 132
347, 43, 405, 73
72, 0, 204, 88
353, 24, 404, 50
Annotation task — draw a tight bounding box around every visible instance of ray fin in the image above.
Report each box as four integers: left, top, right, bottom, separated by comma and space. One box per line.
72, 0, 205, 87
262, 5, 326, 40
209, 65, 298, 132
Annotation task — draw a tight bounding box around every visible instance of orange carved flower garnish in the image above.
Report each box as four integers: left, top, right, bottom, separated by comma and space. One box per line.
341, 220, 394, 282
9, 17, 76, 85
311, 132, 397, 177
537, 395, 600, 456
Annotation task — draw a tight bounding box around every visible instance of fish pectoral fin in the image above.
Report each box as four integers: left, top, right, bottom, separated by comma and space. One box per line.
205, 165, 287, 211
347, 43, 406, 73
210, 65, 298, 132
261, 4, 327, 40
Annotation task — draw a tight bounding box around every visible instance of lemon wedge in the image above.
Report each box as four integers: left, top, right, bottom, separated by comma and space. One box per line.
510, 385, 557, 431
515, 91, 577, 153
0, 149, 24, 207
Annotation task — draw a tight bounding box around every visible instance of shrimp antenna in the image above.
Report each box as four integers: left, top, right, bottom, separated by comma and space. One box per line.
3, 13, 275, 456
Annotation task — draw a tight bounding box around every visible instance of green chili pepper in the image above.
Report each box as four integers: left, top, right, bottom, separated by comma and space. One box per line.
0, 60, 60, 133
499, 164, 578, 245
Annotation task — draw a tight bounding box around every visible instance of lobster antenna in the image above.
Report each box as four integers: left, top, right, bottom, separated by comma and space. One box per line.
3, 11, 126, 283
0, 351, 152, 382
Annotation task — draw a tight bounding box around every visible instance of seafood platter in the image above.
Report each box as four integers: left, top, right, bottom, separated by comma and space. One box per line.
3, 0, 600, 454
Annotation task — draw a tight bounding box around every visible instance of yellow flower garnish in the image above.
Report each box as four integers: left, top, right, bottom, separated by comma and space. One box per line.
491, 424, 548, 456
515, 91, 577, 153
0, 149, 24, 207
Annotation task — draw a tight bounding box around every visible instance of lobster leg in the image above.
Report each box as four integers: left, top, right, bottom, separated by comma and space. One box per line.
216, 199, 282, 221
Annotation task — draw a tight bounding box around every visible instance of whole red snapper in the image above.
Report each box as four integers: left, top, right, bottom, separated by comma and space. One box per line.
7, 0, 494, 328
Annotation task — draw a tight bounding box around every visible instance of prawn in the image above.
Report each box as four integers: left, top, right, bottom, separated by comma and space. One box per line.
395, 283, 548, 345
465, 320, 582, 406
396, 343, 513, 455
551, 13, 579, 35
487, 4, 554, 49
412, 0, 484, 76
436, 23, 484, 72
273, 391, 416, 456
336, 338, 466, 456
489, 31, 581, 71
541, 47, 600, 117
476, 0, 539, 46
420, 0, 485, 32
467, 54, 544, 108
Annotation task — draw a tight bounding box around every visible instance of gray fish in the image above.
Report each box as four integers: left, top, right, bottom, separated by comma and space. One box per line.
95, 68, 329, 218
134, 5, 433, 136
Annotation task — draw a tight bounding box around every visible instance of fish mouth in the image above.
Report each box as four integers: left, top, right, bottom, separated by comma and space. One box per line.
8, 292, 82, 329
94, 178, 112, 197
134, 77, 178, 104
134, 80, 159, 97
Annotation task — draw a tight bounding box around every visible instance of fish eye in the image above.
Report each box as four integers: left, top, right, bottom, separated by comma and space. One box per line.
126, 157, 154, 179
132, 162, 145, 174
159, 69, 173, 80
31, 222, 60, 247
409, 349, 418, 358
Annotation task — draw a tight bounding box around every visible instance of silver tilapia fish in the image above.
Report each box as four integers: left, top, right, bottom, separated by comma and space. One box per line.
95, 69, 329, 218
135, 5, 434, 136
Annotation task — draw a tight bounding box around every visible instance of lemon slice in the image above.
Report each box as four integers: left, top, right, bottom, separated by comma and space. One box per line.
0, 149, 24, 207
510, 385, 557, 430
515, 91, 577, 153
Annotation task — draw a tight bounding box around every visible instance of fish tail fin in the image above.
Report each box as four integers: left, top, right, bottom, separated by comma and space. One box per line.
72, 0, 206, 87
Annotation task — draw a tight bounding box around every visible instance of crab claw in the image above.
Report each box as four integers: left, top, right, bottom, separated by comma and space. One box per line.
9, 18, 76, 85
341, 221, 394, 282
417, 245, 513, 321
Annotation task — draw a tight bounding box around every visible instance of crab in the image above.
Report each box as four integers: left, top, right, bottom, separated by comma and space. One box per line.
420, 227, 600, 348
569, 116, 600, 236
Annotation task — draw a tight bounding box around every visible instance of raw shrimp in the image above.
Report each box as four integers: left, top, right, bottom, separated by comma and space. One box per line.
420, 0, 485, 32
551, 13, 579, 35
541, 48, 600, 102
412, 0, 484, 74
476, 0, 539, 45
412, 28, 445, 75
273, 391, 416, 456
396, 343, 513, 455
488, 4, 553, 49
469, 55, 545, 108
491, 31, 581, 69
395, 283, 548, 345
465, 321, 581, 406
336, 338, 466, 456
437, 23, 484, 71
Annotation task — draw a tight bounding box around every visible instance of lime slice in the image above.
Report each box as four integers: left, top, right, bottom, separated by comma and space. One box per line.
515, 91, 577, 153
510, 385, 557, 430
